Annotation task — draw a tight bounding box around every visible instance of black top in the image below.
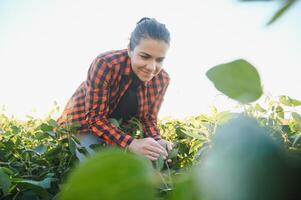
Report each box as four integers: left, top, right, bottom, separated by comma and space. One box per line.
109, 73, 142, 121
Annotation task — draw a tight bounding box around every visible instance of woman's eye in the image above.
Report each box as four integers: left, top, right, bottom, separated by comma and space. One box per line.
140, 55, 148, 59
157, 58, 164, 63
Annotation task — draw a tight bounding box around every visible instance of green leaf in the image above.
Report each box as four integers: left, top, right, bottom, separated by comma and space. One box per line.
179, 128, 204, 141
292, 112, 301, 123
196, 114, 214, 123
155, 154, 164, 171
281, 125, 292, 135
33, 144, 48, 155
210, 106, 218, 115
254, 103, 266, 113
19, 190, 42, 200
11, 125, 20, 134
46, 131, 56, 138
275, 106, 284, 119
267, 0, 297, 25
48, 119, 58, 127
0, 167, 11, 196
168, 148, 179, 160
15, 137, 21, 146
1, 167, 14, 175
175, 127, 188, 139
279, 95, 301, 107
14, 177, 54, 189
44, 144, 62, 157
75, 149, 86, 162
35, 131, 49, 140
71, 135, 81, 144
216, 111, 233, 124
13, 178, 54, 199
70, 122, 81, 133
178, 143, 190, 155
195, 145, 209, 160
199, 115, 288, 200
206, 59, 262, 103
189, 142, 202, 154
108, 118, 120, 127
60, 149, 156, 200
292, 133, 301, 147
40, 123, 53, 132
68, 138, 76, 155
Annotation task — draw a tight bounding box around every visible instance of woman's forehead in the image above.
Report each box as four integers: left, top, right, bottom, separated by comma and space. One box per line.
135, 38, 169, 57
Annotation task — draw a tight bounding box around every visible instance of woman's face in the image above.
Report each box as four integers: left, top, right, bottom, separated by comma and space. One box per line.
128, 38, 169, 82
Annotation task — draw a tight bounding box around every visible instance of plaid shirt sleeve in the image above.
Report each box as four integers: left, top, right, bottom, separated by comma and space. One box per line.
140, 72, 170, 140
85, 57, 134, 148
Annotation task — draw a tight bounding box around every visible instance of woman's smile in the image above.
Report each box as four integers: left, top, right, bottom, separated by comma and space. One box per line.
140, 69, 152, 76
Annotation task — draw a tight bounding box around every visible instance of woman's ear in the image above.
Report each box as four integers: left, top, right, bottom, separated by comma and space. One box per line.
127, 45, 132, 58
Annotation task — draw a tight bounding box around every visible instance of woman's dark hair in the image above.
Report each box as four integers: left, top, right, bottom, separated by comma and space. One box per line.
129, 17, 170, 50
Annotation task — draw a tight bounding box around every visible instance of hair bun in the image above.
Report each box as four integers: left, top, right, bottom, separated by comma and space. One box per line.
136, 17, 151, 25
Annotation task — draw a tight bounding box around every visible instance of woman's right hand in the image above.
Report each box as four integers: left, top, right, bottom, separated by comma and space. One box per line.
128, 138, 168, 161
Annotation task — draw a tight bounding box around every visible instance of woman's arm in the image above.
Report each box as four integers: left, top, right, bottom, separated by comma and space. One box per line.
85, 57, 134, 148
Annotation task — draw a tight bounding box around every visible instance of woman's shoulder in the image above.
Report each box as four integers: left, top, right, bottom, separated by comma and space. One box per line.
90, 49, 129, 81
160, 69, 170, 79
157, 69, 170, 84
96, 49, 128, 65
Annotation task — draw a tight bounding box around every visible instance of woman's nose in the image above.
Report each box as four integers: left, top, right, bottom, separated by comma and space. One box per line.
146, 60, 156, 71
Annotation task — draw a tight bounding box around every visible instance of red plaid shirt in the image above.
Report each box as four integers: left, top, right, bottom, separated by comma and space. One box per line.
57, 49, 170, 148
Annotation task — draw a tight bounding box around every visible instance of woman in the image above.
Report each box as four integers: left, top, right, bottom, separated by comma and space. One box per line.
57, 17, 172, 161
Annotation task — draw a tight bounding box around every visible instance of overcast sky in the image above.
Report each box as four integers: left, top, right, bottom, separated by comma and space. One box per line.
0, 0, 300, 119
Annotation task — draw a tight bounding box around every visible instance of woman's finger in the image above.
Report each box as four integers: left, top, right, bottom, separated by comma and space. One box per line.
145, 155, 158, 161
145, 139, 168, 155
145, 145, 167, 159
150, 139, 167, 151
149, 151, 160, 158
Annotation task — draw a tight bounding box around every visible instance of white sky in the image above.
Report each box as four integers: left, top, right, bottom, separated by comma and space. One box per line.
0, 0, 300, 120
